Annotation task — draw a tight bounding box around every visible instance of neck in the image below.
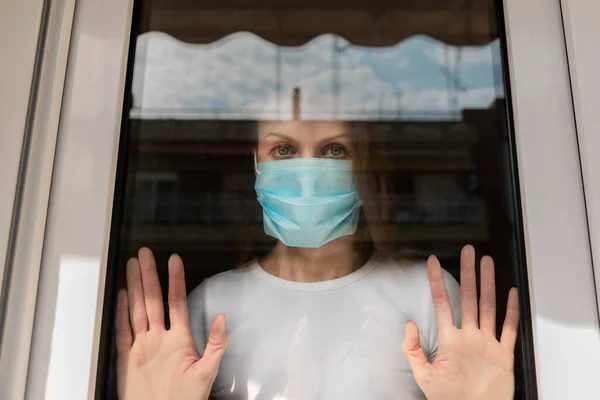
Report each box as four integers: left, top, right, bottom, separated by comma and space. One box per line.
260, 238, 360, 282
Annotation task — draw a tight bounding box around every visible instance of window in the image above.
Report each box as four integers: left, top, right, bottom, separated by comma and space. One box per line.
98, 0, 537, 398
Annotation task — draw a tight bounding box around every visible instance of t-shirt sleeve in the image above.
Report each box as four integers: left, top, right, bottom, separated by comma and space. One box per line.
187, 280, 209, 356
426, 268, 461, 361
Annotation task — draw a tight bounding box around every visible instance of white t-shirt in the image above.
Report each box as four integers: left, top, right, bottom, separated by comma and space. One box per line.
188, 253, 461, 400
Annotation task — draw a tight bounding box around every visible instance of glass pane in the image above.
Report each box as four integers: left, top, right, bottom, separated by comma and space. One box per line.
99, 1, 535, 398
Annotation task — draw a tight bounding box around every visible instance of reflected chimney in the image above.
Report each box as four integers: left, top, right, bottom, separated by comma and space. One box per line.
292, 87, 301, 120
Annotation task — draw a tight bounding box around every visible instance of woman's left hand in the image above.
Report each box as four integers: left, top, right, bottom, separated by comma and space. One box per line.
402, 245, 519, 400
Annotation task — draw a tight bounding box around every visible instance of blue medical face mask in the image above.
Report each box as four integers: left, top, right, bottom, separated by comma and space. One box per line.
254, 157, 363, 248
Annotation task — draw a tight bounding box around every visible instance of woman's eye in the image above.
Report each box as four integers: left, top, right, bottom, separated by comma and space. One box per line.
323, 144, 348, 158
271, 145, 294, 157
277, 147, 290, 156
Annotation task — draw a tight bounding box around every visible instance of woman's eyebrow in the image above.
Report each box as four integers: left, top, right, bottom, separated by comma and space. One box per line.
317, 132, 351, 145
262, 131, 350, 145
263, 132, 292, 141
262, 132, 300, 145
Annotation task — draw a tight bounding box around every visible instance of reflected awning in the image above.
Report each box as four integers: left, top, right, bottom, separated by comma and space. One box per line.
143, 0, 498, 47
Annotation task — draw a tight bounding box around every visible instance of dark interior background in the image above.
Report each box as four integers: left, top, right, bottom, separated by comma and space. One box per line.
99, 0, 536, 398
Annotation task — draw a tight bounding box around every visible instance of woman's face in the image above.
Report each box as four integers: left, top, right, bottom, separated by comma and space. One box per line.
256, 120, 354, 163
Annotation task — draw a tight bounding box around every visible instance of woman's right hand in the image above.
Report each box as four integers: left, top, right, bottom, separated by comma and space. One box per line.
116, 248, 227, 400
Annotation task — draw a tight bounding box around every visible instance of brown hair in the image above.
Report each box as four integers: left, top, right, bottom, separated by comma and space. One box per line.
349, 122, 413, 259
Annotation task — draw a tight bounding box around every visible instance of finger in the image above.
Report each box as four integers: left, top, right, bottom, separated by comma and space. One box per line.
460, 245, 478, 329
197, 314, 228, 382
115, 289, 132, 355
138, 247, 165, 330
168, 254, 190, 329
427, 255, 455, 330
500, 288, 520, 351
479, 256, 497, 335
401, 321, 430, 376
126, 257, 148, 336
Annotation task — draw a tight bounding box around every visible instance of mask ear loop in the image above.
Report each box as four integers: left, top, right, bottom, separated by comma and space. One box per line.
253, 149, 260, 175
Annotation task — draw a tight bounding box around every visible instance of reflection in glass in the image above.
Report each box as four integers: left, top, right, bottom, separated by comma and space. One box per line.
131, 33, 503, 121
101, 1, 534, 399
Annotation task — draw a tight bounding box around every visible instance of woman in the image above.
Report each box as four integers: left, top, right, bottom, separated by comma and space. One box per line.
115, 119, 519, 400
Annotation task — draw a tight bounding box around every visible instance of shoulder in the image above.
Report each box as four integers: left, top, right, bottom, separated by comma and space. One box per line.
188, 260, 258, 306
373, 254, 427, 277
369, 253, 460, 298
206, 260, 257, 289
368, 253, 428, 286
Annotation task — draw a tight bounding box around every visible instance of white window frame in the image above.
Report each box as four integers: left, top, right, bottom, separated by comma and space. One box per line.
501, 1, 600, 397
0, 0, 76, 398
0, 0, 46, 292
0, 0, 598, 399
560, 0, 600, 315
0, 0, 47, 396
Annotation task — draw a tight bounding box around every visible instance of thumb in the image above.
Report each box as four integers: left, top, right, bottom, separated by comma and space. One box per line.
401, 320, 429, 373
198, 313, 228, 380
